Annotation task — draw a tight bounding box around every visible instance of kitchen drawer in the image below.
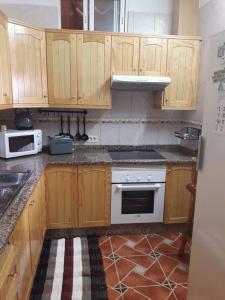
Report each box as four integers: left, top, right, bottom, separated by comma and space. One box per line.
0, 242, 18, 300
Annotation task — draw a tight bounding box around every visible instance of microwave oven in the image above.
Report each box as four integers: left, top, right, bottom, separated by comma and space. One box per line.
0, 129, 42, 158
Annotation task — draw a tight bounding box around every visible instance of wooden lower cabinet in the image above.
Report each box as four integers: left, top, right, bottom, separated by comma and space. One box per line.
78, 165, 111, 227
12, 206, 32, 300
0, 241, 18, 300
38, 174, 46, 238
45, 166, 78, 229
164, 164, 193, 223
28, 191, 42, 274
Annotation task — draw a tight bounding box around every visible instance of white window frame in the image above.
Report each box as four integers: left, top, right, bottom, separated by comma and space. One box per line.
87, 0, 126, 32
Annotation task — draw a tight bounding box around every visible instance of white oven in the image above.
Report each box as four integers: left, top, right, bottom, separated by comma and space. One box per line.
0, 129, 42, 158
111, 166, 166, 224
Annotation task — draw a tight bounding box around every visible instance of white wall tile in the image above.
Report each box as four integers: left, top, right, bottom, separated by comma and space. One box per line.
100, 123, 120, 145
139, 123, 158, 144
119, 123, 140, 145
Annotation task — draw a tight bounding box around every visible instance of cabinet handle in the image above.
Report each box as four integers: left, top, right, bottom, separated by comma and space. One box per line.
43, 95, 48, 98
3, 93, 7, 97
139, 69, 143, 72
8, 272, 15, 277
29, 201, 35, 206
133, 69, 137, 72
78, 96, 82, 100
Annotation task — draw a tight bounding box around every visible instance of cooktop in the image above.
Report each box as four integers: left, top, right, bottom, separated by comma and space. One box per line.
109, 149, 165, 160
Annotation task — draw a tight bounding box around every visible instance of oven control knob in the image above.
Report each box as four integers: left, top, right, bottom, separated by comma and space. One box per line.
126, 175, 130, 182
147, 175, 152, 181
137, 176, 141, 182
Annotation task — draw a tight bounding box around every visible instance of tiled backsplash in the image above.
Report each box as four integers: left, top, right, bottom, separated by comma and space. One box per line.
0, 91, 201, 148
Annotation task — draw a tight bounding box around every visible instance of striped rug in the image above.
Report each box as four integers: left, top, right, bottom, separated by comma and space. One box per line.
30, 237, 108, 300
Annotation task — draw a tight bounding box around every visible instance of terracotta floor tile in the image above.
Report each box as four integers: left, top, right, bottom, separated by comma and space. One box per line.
147, 234, 164, 249
103, 257, 114, 270
171, 237, 183, 249
158, 255, 178, 277
122, 234, 145, 243
122, 270, 157, 287
115, 257, 136, 281
127, 255, 155, 268
110, 236, 127, 251
115, 245, 144, 257
144, 261, 167, 284
123, 288, 148, 300
107, 287, 121, 300
105, 262, 120, 288
167, 293, 177, 300
159, 233, 180, 241
155, 243, 179, 256
100, 240, 112, 257
134, 285, 171, 300
173, 285, 188, 300
169, 268, 189, 284
98, 236, 109, 245
134, 238, 152, 254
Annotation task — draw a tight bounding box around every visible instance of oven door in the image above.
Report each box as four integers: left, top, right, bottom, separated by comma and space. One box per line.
111, 183, 165, 224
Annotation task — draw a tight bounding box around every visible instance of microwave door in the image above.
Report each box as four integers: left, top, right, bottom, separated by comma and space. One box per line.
6, 134, 37, 158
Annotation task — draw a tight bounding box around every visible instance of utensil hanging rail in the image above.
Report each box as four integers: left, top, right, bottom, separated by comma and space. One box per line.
38, 109, 87, 114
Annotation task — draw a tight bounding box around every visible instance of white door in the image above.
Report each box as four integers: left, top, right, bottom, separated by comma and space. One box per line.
188, 32, 225, 299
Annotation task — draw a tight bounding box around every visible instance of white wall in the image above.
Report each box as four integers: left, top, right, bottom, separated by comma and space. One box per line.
182, 0, 225, 123
0, 0, 60, 28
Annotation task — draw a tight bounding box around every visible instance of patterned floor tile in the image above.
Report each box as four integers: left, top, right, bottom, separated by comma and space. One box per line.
173, 285, 188, 300
123, 288, 148, 300
105, 262, 120, 288
134, 285, 172, 300
122, 270, 157, 287
147, 234, 164, 249
144, 261, 167, 284
107, 287, 121, 300
115, 257, 136, 281
99, 233, 189, 300
134, 238, 152, 254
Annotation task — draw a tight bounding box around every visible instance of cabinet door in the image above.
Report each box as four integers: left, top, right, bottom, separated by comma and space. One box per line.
164, 165, 193, 224
46, 32, 77, 105
111, 36, 139, 75
0, 12, 12, 106
8, 23, 48, 105
78, 165, 111, 227
139, 37, 167, 76
37, 174, 46, 239
28, 191, 42, 274
164, 39, 200, 109
77, 33, 111, 107
12, 206, 32, 300
46, 166, 78, 229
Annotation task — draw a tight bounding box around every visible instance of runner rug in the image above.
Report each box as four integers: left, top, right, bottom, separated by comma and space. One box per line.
30, 236, 108, 300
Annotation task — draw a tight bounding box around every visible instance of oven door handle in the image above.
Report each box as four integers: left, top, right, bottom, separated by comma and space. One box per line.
116, 183, 161, 191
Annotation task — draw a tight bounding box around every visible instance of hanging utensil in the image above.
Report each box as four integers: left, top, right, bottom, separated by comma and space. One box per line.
67, 115, 74, 139
81, 113, 89, 141
75, 114, 82, 141
59, 114, 64, 136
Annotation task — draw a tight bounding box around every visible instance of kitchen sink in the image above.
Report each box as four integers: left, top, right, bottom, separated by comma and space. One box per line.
0, 170, 31, 218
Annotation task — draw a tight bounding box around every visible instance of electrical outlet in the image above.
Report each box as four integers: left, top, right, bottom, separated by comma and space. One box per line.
87, 135, 99, 143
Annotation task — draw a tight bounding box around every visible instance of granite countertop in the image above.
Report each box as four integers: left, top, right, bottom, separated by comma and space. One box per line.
0, 145, 195, 254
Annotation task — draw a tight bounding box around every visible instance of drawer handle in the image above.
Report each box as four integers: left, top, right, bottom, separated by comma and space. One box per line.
8, 272, 15, 278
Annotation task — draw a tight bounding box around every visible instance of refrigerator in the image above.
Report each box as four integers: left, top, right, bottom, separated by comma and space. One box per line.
188, 31, 225, 299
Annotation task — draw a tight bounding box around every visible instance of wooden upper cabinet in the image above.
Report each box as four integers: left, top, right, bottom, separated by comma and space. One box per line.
46, 32, 77, 105
45, 166, 78, 229
139, 37, 167, 76
78, 165, 111, 227
163, 39, 200, 109
8, 23, 48, 106
112, 36, 139, 75
164, 164, 193, 224
77, 33, 111, 108
0, 11, 12, 106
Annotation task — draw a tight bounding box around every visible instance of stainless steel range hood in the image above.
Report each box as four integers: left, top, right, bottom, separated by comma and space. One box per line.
111, 75, 171, 91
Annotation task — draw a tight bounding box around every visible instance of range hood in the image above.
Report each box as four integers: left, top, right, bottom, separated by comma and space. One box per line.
111, 75, 171, 91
